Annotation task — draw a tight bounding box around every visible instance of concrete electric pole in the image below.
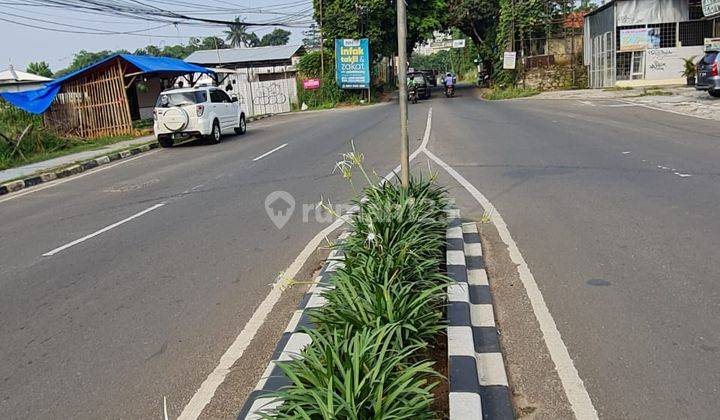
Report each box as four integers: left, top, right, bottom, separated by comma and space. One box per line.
396, 0, 410, 188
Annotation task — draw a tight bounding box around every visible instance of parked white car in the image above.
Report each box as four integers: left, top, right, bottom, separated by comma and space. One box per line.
153, 86, 247, 147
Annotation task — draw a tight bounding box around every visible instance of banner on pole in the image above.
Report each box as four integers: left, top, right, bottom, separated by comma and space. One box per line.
335, 39, 371, 89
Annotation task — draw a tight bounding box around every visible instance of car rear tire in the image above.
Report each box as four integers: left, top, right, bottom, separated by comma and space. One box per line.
158, 136, 174, 148
234, 114, 246, 135
709, 90, 720, 97
206, 120, 221, 144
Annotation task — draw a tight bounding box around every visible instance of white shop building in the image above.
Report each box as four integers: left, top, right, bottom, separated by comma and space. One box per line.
584, 0, 720, 87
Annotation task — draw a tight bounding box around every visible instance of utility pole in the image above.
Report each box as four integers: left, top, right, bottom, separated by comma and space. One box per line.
319, 0, 324, 78
396, 0, 410, 188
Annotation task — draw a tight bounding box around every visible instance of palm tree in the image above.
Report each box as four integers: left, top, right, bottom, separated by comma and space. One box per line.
225, 17, 254, 48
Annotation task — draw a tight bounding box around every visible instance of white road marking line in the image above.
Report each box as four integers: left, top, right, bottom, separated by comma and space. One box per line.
42, 202, 166, 257
0, 150, 160, 204
622, 151, 631, 154
252, 143, 288, 162
617, 99, 715, 120
420, 108, 598, 419
178, 110, 435, 420
605, 103, 636, 108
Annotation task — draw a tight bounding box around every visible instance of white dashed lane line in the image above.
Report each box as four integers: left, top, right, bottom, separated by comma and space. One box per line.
42, 202, 167, 257
252, 143, 288, 162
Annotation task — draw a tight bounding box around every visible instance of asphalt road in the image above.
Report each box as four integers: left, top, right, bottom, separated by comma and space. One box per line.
2, 86, 719, 420
0, 102, 431, 419
429, 88, 720, 419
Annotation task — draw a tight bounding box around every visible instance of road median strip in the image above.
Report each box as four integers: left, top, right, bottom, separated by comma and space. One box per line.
237, 181, 513, 419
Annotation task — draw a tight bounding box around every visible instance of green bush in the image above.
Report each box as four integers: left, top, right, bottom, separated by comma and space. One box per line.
0, 100, 72, 169
268, 324, 439, 419
265, 163, 449, 417
0, 100, 131, 170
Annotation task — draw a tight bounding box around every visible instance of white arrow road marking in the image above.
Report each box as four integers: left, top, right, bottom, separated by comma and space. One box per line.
252, 143, 288, 162
42, 202, 166, 257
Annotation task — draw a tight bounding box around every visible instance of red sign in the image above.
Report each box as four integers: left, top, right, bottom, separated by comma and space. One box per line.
303, 78, 321, 90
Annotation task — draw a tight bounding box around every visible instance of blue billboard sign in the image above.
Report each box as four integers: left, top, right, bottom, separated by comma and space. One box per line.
335, 38, 370, 89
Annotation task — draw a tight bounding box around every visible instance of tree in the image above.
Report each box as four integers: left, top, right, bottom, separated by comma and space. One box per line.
200, 36, 228, 50
302, 23, 322, 50
225, 17, 259, 48
54, 49, 129, 77
26, 61, 52, 78
447, 0, 500, 68
313, 0, 446, 63
245, 32, 261, 48
260, 28, 292, 46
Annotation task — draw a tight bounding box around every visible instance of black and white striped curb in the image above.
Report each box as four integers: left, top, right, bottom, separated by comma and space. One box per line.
0, 142, 160, 196
237, 234, 346, 419
0, 114, 272, 197
446, 208, 514, 419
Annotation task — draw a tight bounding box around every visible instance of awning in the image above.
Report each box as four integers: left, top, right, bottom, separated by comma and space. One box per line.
0, 54, 214, 115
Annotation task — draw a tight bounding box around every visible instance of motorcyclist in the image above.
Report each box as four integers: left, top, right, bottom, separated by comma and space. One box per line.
407, 74, 418, 99
443, 72, 455, 95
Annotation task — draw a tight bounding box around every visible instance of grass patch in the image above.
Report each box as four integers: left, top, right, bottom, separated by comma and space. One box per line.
482, 86, 539, 100
603, 86, 634, 92
0, 100, 139, 171
638, 87, 672, 96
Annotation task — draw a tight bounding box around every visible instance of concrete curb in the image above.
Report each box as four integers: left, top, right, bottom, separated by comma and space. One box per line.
446, 208, 514, 420
237, 234, 347, 419
0, 115, 270, 197
0, 142, 160, 197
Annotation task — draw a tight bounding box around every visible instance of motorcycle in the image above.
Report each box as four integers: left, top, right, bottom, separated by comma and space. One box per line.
408, 86, 418, 104
445, 84, 455, 98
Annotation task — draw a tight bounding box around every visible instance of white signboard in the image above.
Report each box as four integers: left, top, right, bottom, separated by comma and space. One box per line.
503, 52, 517, 69
616, 0, 688, 25
452, 39, 466, 49
705, 37, 720, 51
703, 0, 720, 18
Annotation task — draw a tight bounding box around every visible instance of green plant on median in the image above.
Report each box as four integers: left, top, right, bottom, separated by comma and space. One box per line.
482, 86, 539, 100
268, 324, 439, 419
261, 150, 450, 418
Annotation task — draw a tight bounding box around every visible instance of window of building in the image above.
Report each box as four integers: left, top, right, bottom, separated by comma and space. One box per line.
679, 20, 714, 46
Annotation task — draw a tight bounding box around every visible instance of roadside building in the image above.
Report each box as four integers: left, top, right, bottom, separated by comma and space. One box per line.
0, 65, 52, 93
185, 45, 305, 116
0, 54, 212, 138
584, 0, 716, 88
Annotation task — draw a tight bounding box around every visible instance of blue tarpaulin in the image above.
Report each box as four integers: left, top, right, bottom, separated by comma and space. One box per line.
0, 54, 213, 115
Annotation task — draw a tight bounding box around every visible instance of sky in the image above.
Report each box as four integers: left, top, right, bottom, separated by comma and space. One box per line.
1, 0, 313, 72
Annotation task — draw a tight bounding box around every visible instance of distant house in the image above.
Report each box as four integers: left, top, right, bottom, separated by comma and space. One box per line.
185, 45, 306, 116
584, 0, 716, 88
0, 65, 52, 93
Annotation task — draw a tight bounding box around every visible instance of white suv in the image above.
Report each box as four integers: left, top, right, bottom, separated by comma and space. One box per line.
153, 86, 247, 147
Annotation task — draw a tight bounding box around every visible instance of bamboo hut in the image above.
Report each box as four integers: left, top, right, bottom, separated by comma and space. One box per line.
0, 54, 213, 139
